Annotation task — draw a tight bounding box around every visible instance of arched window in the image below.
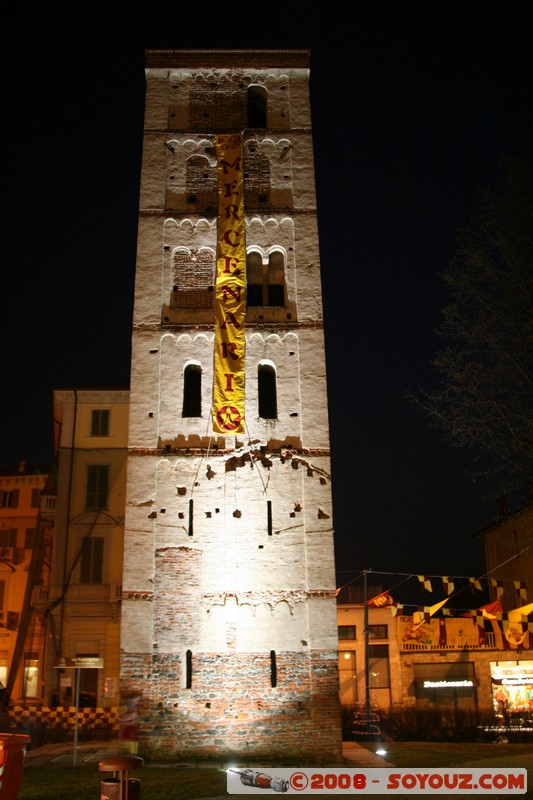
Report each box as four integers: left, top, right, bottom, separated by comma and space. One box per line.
182, 364, 201, 417
171, 249, 215, 309
267, 250, 285, 306
258, 363, 277, 420
247, 251, 264, 307
243, 140, 271, 205
246, 250, 286, 307
247, 85, 267, 128
185, 154, 217, 207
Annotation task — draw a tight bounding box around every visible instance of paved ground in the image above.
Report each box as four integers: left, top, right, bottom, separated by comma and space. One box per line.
23, 739, 393, 768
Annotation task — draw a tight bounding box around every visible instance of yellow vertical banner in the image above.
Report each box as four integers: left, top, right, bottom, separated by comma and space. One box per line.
212, 133, 246, 434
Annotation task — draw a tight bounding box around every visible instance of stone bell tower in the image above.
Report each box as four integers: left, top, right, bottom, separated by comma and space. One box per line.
120, 49, 342, 762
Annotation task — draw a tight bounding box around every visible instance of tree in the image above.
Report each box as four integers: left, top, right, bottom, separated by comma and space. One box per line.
410, 150, 533, 493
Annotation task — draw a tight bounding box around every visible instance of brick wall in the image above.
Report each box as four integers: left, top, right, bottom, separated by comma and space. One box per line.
121, 650, 341, 762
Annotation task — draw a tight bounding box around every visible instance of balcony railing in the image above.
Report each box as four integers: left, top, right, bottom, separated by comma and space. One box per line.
401, 631, 497, 651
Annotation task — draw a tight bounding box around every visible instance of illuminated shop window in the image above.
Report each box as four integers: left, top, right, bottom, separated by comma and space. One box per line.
23, 653, 39, 698
368, 644, 390, 689
338, 650, 357, 705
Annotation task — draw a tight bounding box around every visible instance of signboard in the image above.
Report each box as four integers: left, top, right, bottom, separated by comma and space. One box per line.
54, 657, 104, 669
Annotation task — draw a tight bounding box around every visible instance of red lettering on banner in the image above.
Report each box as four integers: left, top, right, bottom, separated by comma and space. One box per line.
220, 311, 240, 329
222, 285, 241, 303
219, 158, 241, 174
222, 230, 241, 247
220, 256, 243, 274
222, 181, 239, 197
224, 374, 235, 392
225, 204, 241, 221
222, 342, 239, 361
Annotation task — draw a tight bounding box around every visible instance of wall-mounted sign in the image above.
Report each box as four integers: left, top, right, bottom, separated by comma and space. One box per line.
54, 657, 104, 669
423, 680, 474, 688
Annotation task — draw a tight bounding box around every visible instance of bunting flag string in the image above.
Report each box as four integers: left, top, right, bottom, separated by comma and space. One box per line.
336, 569, 529, 618
515, 581, 528, 602
442, 576, 454, 595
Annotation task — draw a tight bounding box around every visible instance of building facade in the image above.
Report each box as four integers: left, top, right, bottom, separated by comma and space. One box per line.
477, 501, 533, 612
39, 389, 129, 709
120, 49, 342, 761
337, 603, 533, 727
0, 464, 51, 704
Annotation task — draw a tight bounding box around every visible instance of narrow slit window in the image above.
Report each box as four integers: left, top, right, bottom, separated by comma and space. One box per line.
185, 649, 192, 689
267, 500, 273, 535
188, 499, 194, 537
270, 650, 277, 688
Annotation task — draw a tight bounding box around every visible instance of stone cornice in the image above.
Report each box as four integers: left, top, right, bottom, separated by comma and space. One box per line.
145, 49, 310, 69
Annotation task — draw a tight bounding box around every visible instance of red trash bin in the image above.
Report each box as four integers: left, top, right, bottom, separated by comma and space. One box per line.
0, 734, 31, 800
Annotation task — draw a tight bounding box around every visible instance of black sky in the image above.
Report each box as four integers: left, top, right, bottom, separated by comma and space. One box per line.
3, 4, 533, 588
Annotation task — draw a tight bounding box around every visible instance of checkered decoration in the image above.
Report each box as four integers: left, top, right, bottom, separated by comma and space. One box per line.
8, 706, 120, 732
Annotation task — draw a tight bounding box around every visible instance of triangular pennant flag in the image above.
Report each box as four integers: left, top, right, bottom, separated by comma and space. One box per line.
442, 576, 454, 596
507, 602, 533, 622
413, 598, 449, 628
418, 575, 432, 592
413, 607, 430, 626
480, 599, 503, 619
491, 578, 504, 598
514, 581, 528, 602
469, 577, 483, 592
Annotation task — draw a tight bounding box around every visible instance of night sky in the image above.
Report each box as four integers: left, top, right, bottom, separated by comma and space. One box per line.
3, 5, 532, 594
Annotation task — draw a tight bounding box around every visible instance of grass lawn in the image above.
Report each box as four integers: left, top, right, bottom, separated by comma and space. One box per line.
18, 742, 531, 799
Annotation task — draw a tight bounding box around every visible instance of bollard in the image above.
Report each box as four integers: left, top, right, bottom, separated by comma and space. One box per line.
0, 733, 31, 800
99, 754, 144, 800
100, 778, 120, 800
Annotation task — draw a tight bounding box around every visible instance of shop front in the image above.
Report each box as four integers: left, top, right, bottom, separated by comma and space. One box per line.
490, 659, 533, 727
413, 662, 477, 710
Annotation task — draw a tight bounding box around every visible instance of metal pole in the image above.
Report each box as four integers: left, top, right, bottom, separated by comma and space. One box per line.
363, 570, 371, 732
73, 667, 80, 766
